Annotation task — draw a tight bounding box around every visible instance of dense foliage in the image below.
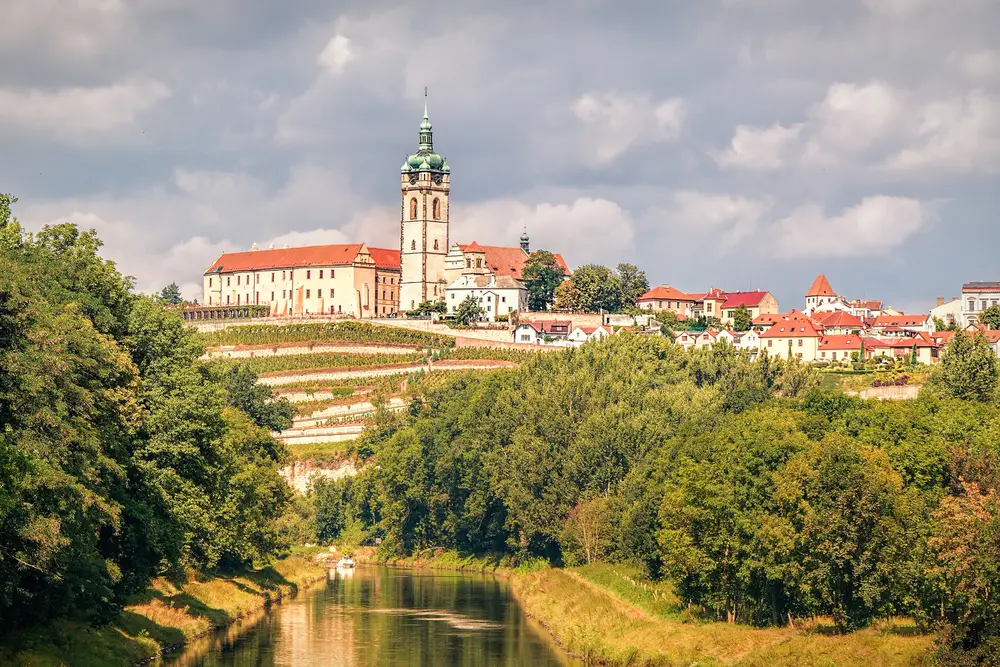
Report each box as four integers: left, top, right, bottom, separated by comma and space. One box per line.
522, 250, 565, 311
316, 333, 1000, 660
554, 263, 649, 313
197, 321, 454, 348
0, 202, 292, 635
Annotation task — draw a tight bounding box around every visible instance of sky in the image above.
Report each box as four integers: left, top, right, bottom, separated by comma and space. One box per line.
2, 0, 998, 312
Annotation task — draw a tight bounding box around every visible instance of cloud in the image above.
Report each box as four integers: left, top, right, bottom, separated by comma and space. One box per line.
318, 34, 354, 75
949, 49, 1000, 79
571, 92, 685, 165
862, 0, 927, 16
0, 80, 170, 138
715, 123, 803, 170
663, 191, 771, 251
718, 81, 1000, 175
772, 196, 933, 257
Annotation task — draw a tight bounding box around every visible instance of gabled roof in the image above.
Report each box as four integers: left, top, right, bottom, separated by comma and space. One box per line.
458, 244, 569, 279
963, 281, 1000, 292
872, 314, 929, 328
760, 312, 823, 338
637, 285, 698, 302
819, 334, 864, 350
204, 243, 365, 274
519, 320, 572, 334
721, 291, 771, 309
806, 274, 836, 297
811, 310, 863, 328
367, 247, 401, 270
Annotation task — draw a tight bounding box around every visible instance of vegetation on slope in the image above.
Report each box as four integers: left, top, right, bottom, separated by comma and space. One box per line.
205, 350, 427, 375
310, 333, 1000, 662
197, 321, 454, 348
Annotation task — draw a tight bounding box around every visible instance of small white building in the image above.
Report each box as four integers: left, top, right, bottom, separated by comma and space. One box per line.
930, 297, 963, 329
961, 282, 1000, 327
566, 326, 610, 347
445, 274, 528, 322
513, 320, 572, 345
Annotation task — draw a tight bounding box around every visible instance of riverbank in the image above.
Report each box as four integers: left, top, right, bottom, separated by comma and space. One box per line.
353, 549, 933, 666
1, 555, 326, 667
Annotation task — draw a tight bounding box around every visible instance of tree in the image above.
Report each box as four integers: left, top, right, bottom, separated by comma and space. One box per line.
159, 282, 183, 305
616, 263, 649, 310
732, 305, 753, 332
928, 480, 1000, 663
571, 264, 621, 313
455, 294, 485, 325
562, 496, 612, 565
980, 304, 1000, 330
554, 280, 581, 311
429, 299, 447, 315
522, 250, 564, 311
931, 331, 999, 402
216, 362, 294, 432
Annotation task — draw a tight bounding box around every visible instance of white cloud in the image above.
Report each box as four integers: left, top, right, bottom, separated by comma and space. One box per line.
572, 92, 685, 165
949, 49, 1000, 79
802, 81, 903, 164
668, 191, 771, 250
884, 91, 1000, 173
772, 196, 932, 257
715, 123, 803, 170
318, 34, 354, 75
452, 196, 635, 267
0, 80, 170, 138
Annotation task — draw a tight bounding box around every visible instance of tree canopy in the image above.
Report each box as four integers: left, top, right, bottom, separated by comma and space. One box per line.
522, 250, 565, 311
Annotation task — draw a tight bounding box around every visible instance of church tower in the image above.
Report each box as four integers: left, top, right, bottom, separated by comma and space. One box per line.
399, 94, 450, 311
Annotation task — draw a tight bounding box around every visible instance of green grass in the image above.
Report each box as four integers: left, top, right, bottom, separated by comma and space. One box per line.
510, 567, 934, 667
275, 374, 407, 393
197, 321, 454, 348
287, 441, 354, 463
0, 556, 326, 667
206, 351, 426, 375
571, 562, 681, 620
437, 347, 542, 363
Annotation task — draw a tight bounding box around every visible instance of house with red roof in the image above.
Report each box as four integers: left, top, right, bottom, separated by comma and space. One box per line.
513, 320, 573, 345
567, 325, 611, 347
803, 273, 888, 320
203, 243, 397, 318
636, 285, 701, 317
869, 314, 932, 337
811, 310, 864, 335
759, 313, 824, 361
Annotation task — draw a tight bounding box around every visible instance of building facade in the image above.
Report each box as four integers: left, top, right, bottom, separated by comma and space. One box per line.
961, 282, 1000, 326
399, 101, 451, 311
445, 274, 528, 321
203, 243, 384, 317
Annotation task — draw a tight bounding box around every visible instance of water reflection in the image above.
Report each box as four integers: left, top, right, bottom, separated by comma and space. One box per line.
158, 567, 576, 666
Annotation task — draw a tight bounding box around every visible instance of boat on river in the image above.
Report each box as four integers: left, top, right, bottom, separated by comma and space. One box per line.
335, 556, 356, 569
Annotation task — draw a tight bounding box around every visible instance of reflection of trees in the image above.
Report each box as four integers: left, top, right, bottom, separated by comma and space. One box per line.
161, 568, 574, 667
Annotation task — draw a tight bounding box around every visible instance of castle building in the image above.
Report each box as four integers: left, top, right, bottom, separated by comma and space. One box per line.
203, 96, 567, 319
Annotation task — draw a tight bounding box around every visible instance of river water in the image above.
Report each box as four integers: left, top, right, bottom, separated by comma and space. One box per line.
157, 566, 577, 666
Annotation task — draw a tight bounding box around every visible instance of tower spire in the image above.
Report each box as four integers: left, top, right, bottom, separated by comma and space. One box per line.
424, 86, 428, 119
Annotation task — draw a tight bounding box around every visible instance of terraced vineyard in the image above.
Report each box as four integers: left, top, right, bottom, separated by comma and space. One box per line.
197, 321, 455, 348
206, 350, 427, 375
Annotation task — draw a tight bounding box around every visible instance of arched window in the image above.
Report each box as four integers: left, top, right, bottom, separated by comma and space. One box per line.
432, 198, 441, 219
466, 258, 471, 268
433, 239, 439, 250
411, 239, 416, 250
409, 197, 418, 220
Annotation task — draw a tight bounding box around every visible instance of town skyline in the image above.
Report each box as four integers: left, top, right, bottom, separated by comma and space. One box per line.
2, 1, 997, 312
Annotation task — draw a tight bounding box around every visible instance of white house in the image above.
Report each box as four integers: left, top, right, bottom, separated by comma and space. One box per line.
513, 320, 572, 346
566, 326, 610, 347
445, 274, 528, 322
961, 282, 1000, 327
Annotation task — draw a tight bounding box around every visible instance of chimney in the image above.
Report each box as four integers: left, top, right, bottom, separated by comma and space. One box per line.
936, 296, 945, 307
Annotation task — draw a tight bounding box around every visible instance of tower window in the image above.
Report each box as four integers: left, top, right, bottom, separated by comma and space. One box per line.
330, 289, 334, 298
306, 270, 311, 279
410, 197, 418, 220
271, 272, 275, 282
466, 258, 471, 268
432, 198, 441, 219
306, 289, 311, 298
209, 278, 212, 287
411, 240, 416, 250
227, 277, 231, 286
320, 270, 324, 279
433, 239, 439, 250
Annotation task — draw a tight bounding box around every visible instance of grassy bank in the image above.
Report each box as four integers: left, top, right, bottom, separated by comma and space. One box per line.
2, 556, 326, 667
511, 566, 934, 667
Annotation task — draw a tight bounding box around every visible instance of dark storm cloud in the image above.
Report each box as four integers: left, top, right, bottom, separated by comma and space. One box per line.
2, 0, 998, 308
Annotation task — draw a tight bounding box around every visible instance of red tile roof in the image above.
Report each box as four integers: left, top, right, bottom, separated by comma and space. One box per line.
205, 244, 364, 274
819, 334, 864, 350
367, 247, 401, 270
637, 285, 698, 302
520, 320, 572, 334
721, 291, 771, 309
872, 314, 929, 328
458, 244, 569, 279
931, 331, 956, 344
760, 312, 823, 338
811, 310, 864, 328
806, 274, 836, 297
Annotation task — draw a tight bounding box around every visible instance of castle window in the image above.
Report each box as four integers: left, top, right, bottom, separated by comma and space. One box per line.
433, 239, 439, 250
319, 270, 323, 279
306, 289, 311, 298
237, 276, 240, 285
271, 272, 275, 282
306, 270, 311, 279
432, 198, 441, 219
476, 258, 482, 268
227, 277, 230, 286
411, 240, 417, 250
271, 292, 274, 300
329, 289, 334, 298
209, 278, 212, 287
410, 197, 418, 220
466, 258, 471, 268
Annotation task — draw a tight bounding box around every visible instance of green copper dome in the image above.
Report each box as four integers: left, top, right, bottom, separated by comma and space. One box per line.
400, 100, 448, 175
520, 230, 529, 242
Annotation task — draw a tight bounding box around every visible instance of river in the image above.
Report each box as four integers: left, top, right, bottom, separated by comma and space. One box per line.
157, 566, 577, 666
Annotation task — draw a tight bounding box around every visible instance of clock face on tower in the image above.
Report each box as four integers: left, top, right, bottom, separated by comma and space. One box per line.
432, 173, 443, 184
409, 174, 418, 185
